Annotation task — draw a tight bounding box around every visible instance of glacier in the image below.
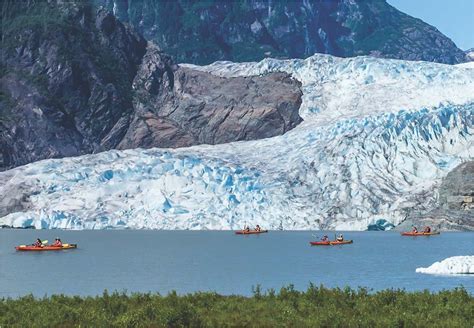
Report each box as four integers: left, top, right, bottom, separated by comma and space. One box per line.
0, 54, 473, 230
416, 256, 474, 275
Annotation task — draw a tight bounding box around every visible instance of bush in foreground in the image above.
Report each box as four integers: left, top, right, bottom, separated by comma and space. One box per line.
1, 285, 473, 327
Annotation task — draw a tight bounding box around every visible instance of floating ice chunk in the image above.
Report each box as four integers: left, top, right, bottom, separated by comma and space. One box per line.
416, 256, 474, 275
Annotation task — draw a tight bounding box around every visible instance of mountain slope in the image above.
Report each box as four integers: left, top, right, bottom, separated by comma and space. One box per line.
95, 0, 466, 64
1, 54, 473, 230
0, 1, 302, 170
0, 2, 147, 168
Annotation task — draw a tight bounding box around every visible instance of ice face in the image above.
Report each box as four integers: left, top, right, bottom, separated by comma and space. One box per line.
1, 54, 473, 230
416, 256, 474, 275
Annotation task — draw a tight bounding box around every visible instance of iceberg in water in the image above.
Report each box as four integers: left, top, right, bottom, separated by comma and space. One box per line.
416, 256, 474, 275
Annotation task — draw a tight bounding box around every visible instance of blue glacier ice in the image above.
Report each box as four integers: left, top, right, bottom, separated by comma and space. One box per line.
0, 54, 473, 230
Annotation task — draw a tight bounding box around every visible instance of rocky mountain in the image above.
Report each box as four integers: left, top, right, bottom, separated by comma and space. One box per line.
0, 1, 302, 170
466, 48, 474, 61
95, 0, 466, 65
0, 1, 147, 169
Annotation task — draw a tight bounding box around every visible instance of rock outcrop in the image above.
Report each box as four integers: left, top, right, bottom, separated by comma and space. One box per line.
95, 0, 467, 65
119, 46, 302, 149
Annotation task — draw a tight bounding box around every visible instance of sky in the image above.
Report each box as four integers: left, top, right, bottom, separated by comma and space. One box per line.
388, 0, 474, 50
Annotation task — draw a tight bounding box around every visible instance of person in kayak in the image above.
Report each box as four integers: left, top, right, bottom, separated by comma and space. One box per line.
321, 235, 329, 242
412, 226, 418, 233
336, 234, 344, 242
33, 238, 43, 248
423, 226, 431, 233
52, 238, 63, 247
255, 225, 261, 232
244, 226, 250, 233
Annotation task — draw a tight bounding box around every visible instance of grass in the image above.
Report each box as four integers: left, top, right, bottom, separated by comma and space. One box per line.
0, 285, 472, 327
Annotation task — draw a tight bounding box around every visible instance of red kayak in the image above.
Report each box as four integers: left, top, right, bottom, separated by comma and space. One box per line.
235, 230, 268, 235
310, 240, 353, 246
15, 244, 77, 251
401, 231, 440, 236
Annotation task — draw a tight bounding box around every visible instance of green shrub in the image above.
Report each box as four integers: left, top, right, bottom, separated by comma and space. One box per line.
0, 286, 472, 327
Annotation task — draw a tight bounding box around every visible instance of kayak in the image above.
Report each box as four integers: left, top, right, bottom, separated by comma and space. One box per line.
310, 240, 353, 246
15, 244, 77, 251
235, 230, 268, 235
401, 231, 440, 236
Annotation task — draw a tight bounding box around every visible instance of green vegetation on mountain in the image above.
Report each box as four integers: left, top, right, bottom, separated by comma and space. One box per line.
0, 0, 302, 171
95, 0, 466, 65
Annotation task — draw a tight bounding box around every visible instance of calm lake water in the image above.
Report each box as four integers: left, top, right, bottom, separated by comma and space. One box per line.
0, 230, 473, 298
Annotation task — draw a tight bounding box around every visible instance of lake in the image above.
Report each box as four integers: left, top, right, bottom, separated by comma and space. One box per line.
0, 230, 473, 298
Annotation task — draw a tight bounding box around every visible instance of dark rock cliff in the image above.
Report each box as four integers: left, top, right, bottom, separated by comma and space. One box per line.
0, 2, 302, 170
1, 2, 147, 169
95, 0, 467, 65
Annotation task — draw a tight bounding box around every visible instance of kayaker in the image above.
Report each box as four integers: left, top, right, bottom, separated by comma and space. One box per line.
321, 235, 329, 242
33, 238, 43, 248
412, 226, 418, 233
336, 234, 344, 242
423, 226, 431, 233
244, 226, 250, 232
255, 225, 261, 232
52, 238, 63, 247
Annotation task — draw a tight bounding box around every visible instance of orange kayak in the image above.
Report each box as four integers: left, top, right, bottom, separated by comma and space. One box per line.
401, 232, 440, 236
15, 244, 77, 251
310, 240, 353, 246
235, 230, 268, 235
